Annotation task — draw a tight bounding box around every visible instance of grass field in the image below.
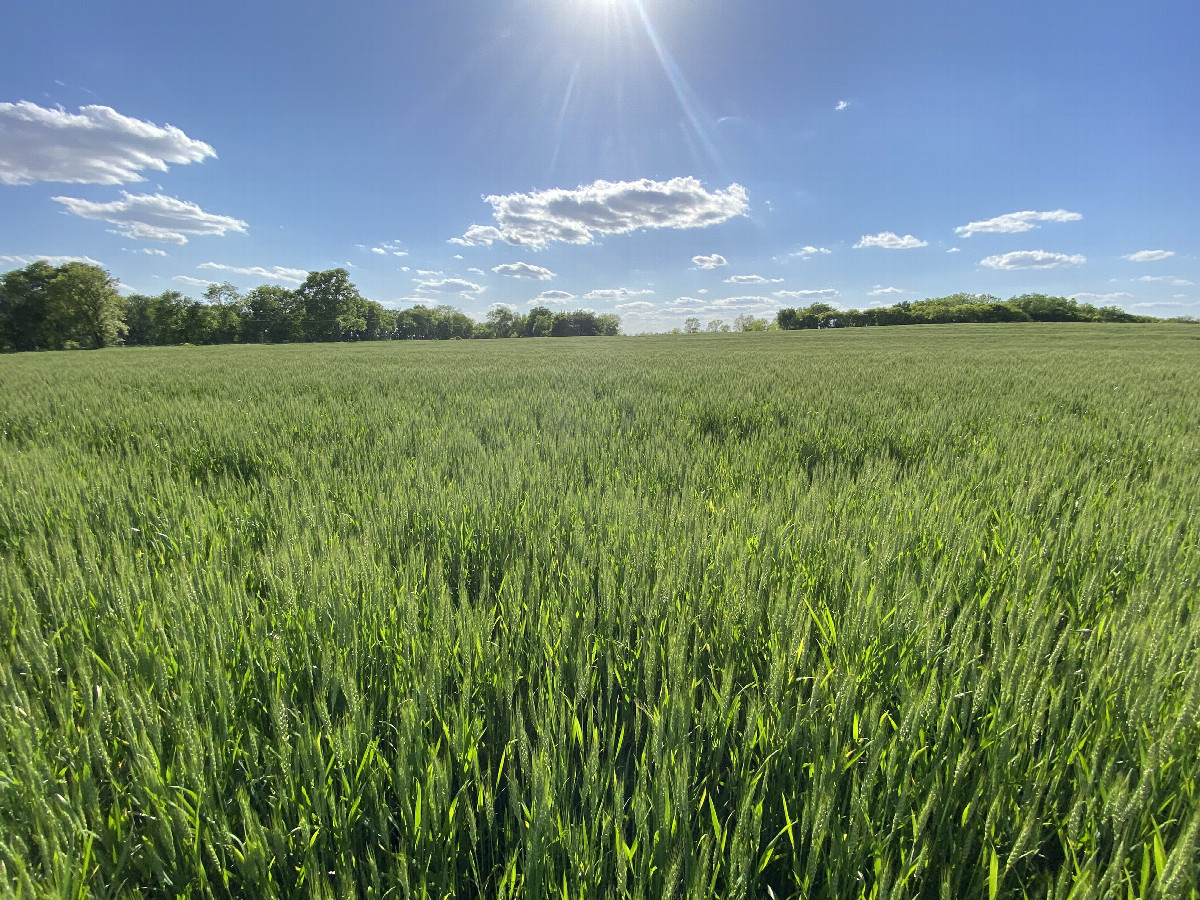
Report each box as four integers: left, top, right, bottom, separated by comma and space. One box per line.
1, 325, 1198, 899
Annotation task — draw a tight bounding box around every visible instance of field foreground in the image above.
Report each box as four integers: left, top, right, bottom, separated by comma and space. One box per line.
1, 326, 1198, 898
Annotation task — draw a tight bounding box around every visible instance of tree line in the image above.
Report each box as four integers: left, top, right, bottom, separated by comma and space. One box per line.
0, 261, 621, 352
774, 293, 1169, 330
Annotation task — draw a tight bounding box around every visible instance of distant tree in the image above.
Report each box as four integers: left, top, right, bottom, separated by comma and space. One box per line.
484, 306, 520, 338
1, 260, 124, 350
296, 269, 368, 342
242, 285, 302, 343
203, 281, 245, 343
683, 316, 701, 334
733, 314, 768, 332
705, 319, 727, 333
525, 306, 555, 337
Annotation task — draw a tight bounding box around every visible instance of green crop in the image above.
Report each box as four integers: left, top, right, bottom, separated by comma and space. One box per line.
1, 325, 1197, 898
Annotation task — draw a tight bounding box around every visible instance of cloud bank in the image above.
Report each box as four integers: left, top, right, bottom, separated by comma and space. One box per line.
52, 192, 247, 244
0, 101, 216, 185
454, 177, 748, 248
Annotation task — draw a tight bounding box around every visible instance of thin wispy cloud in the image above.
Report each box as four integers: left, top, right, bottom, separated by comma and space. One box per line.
980, 250, 1086, 270
868, 285, 905, 296
1071, 292, 1133, 303
453, 177, 748, 248
0, 253, 105, 267
197, 262, 307, 284
854, 232, 927, 249
371, 240, 408, 256
173, 275, 212, 287
954, 209, 1081, 237
724, 274, 782, 284
529, 290, 574, 305
774, 288, 839, 300
414, 277, 484, 299
790, 246, 831, 259
584, 288, 654, 301
52, 192, 246, 244
1123, 250, 1174, 263
0, 101, 215, 185
1136, 275, 1193, 285
492, 262, 555, 280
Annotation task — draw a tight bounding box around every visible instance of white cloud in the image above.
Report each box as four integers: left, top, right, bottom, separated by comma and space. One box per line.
669, 295, 781, 315
371, 240, 408, 256
584, 288, 654, 301
0, 253, 105, 267
954, 209, 1081, 237
616, 300, 656, 311
493, 261, 556, 280
414, 277, 484, 299
487, 301, 519, 311
455, 177, 748, 248
835, 101, 849, 111
790, 246, 832, 259
774, 288, 839, 300
947, 247, 961, 253
1136, 275, 1193, 286
140, 247, 167, 256
0, 101, 215, 185
980, 250, 1086, 270
52, 191, 246, 244
530, 290, 574, 305
724, 274, 783, 284
698, 288, 709, 294
1123, 250, 1174, 263
416, 269, 444, 277
1071, 292, 1133, 303
854, 232, 928, 249
173, 275, 212, 287
868, 285, 905, 296
197, 262, 308, 284
692, 253, 727, 269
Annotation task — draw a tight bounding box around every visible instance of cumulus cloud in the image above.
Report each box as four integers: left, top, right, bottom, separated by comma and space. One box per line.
0, 253, 105, 267
0, 101, 216, 185
197, 262, 308, 284
52, 191, 246, 244
854, 232, 928, 249
492, 262, 555, 280
724, 274, 783, 284
692, 253, 727, 269
616, 300, 656, 311
947, 247, 961, 253
790, 246, 832, 259
454, 177, 748, 248
835, 101, 849, 111
1071, 292, 1133, 303
173, 275, 213, 287
868, 285, 905, 296
954, 209, 1081, 237
584, 288, 654, 301
774, 288, 839, 300
530, 290, 574, 305
414, 277, 485, 299
1123, 250, 1174, 263
980, 250, 1086, 270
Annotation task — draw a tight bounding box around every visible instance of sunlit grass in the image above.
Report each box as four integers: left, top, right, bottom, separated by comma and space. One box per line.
1, 325, 1198, 898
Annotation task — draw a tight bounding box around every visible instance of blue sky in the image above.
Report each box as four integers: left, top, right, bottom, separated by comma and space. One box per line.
2, 0, 1196, 331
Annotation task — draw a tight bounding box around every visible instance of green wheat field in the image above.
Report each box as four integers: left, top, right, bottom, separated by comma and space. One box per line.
2, 325, 1198, 899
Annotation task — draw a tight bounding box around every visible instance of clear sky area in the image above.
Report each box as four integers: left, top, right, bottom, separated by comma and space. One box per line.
2, 0, 1196, 331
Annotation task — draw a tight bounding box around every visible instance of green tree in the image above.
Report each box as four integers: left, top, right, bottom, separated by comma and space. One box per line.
683, 316, 701, 334
242, 285, 301, 343
296, 269, 368, 342
0, 261, 58, 351
1, 260, 125, 350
